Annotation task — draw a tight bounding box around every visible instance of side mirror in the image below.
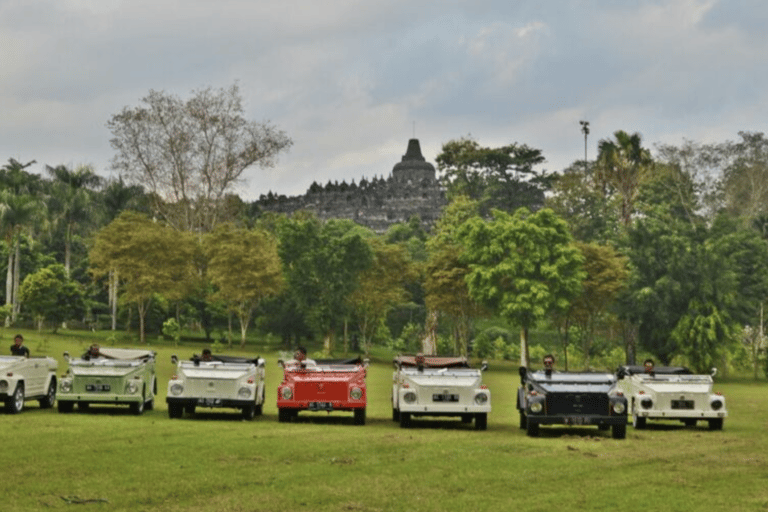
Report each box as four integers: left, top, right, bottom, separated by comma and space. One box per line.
363, 358, 370, 368
278, 359, 285, 368
171, 355, 178, 365
710, 367, 718, 377
63, 351, 70, 362
481, 361, 489, 372
258, 358, 266, 368
616, 367, 626, 380
518, 366, 527, 383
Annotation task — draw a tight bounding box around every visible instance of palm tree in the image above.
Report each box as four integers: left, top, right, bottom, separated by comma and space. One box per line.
595, 130, 654, 229
45, 165, 103, 276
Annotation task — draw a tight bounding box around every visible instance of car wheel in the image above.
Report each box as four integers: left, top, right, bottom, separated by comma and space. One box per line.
392, 408, 400, 422
461, 414, 473, 423
612, 423, 627, 439
242, 404, 256, 420
145, 398, 154, 411
632, 414, 646, 429
130, 399, 144, 415
526, 420, 539, 437
708, 418, 723, 431
399, 412, 411, 428
6, 383, 24, 414
39, 379, 56, 409
354, 408, 366, 426
475, 413, 487, 431
168, 404, 183, 419
58, 401, 74, 413
278, 408, 292, 423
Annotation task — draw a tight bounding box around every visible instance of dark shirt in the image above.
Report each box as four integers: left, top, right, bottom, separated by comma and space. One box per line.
11, 344, 29, 357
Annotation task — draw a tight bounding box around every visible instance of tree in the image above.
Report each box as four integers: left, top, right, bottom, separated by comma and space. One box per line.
205, 224, 283, 347
424, 196, 486, 356
457, 208, 585, 366
436, 136, 550, 215
19, 264, 85, 332
348, 238, 416, 355
45, 164, 103, 276
277, 215, 373, 353
595, 130, 654, 229
107, 82, 293, 232
89, 211, 195, 343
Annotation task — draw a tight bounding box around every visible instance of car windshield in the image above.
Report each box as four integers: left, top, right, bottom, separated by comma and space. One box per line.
529, 371, 615, 392
71, 359, 144, 368
400, 367, 481, 377
638, 374, 712, 384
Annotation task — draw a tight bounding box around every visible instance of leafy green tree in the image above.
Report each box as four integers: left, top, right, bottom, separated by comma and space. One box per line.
348, 238, 416, 355
205, 224, 283, 347
89, 211, 195, 343
425, 196, 486, 355
277, 214, 373, 353
108, 83, 292, 232
19, 264, 85, 332
436, 136, 550, 215
457, 208, 585, 366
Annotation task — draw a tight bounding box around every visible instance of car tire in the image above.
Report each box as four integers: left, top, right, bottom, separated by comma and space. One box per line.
168, 404, 183, 419
58, 401, 74, 413
461, 414, 473, 423
130, 398, 144, 415
519, 411, 527, 429
6, 383, 24, 414
354, 408, 366, 426
39, 379, 56, 409
392, 408, 400, 422
399, 412, 411, 428
632, 414, 646, 429
526, 420, 539, 437
145, 397, 154, 411
612, 423, 627, 439
242, 404, 256, 420
708, 418, 723, 431
278, 408, 292, 423
475, 413, 487, 431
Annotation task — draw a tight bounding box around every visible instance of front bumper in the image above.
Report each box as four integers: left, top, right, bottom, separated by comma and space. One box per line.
167, 397, 255, 409
276, 400, 365, 412
398, 402, 491, 415
635, 409, 727, 420
527, 414, 627, 426
58, 393, 144, 404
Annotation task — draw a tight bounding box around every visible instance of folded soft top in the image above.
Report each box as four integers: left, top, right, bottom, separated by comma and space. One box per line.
83, 348, 155, 361
617, 365, 692, 376
191, 354, 261, 365
395, 355, 470, 368
314, 357, 363, 365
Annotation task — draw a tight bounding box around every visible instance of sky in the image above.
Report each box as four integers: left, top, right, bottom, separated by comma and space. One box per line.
2, 0, 768, 200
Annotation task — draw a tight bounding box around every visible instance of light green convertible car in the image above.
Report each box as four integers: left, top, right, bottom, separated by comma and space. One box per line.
58, 348, 157, 415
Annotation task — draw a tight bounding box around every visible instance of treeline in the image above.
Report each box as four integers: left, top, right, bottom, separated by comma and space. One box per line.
2, 84, 767, 378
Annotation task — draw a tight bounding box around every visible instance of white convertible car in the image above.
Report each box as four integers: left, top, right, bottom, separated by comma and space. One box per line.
616, 365, 727, 430
392, 355, 490, 430
166, 353, 266, 420
0, 355, 58, 414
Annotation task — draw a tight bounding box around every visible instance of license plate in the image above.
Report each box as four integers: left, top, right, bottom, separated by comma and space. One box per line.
198, 398, 222, 406
564, 416, 588, 425
432, 393, 459, 402
309, 402, 333, 411
671, 400, 694, 410
85, 384, 110, 392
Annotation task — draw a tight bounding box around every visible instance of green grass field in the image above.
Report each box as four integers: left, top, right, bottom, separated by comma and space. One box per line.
2, 331, 767, 511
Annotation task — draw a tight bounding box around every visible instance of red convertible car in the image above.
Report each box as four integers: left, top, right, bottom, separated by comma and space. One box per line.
277, 356, 367, 425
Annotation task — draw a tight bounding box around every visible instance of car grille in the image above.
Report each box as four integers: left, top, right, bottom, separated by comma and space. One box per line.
546, 393, 609, 415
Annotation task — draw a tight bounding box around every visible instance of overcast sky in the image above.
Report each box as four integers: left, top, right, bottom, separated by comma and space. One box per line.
2, 0, 767, 200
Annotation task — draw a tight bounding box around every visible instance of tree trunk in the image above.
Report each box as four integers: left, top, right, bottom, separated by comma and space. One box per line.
4, 247, 13, 327
110, 270, 118, 331
12, 238, 21, 322
520, 326, 530, 368
422, 309, 438, 355
323, 329, 335, 354
624, 321, 637, 365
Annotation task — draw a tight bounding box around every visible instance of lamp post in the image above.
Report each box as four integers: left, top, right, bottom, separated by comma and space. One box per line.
579, 120, 589, 173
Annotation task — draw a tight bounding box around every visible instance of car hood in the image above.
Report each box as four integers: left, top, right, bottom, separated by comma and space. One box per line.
0, 356, 57, 371
180, 367, 252, 380
638, 381, 714, 394
403, 374, 481, 387
69, 364, 144, 377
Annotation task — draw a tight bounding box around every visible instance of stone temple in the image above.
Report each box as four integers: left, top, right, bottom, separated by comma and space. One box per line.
255, 139, 447, 233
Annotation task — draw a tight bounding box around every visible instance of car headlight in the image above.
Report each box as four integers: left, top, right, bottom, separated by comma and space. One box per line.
238, 387, 252, 399
612, 401, 626, 414
403, 391, 417, 404
529, 401, 543, 414
350, 387, 363, 400
170, 383, 184, 396
0, 380, 7, 393
474, 392, 488, 405
281, 387, 293, 400
710, 398, 723, 410
126, 381, 139, 394
640, 397, 653, 409
60, 380, 72, 393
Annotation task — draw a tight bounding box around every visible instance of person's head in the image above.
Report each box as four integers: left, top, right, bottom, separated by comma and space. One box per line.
88, 343, 100, 356
202, 348, 212, 361
643, 358, 655, 372
13, 334, 23, 346
294, 346, 307, 361
543, 354, 555, 369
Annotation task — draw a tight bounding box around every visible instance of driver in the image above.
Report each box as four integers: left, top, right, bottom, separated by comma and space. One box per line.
287, 346, 316, 367
543, 354, 555, 370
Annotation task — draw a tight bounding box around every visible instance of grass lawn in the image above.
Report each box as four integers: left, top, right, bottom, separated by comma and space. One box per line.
1, 331, 767, 511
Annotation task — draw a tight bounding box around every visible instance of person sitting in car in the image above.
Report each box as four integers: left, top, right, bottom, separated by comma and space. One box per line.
10, 334, 29, 357
83, 343, 109, 360
543, 354, 556, 376
286, 346, 316, 367
643, 358, 655, 375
